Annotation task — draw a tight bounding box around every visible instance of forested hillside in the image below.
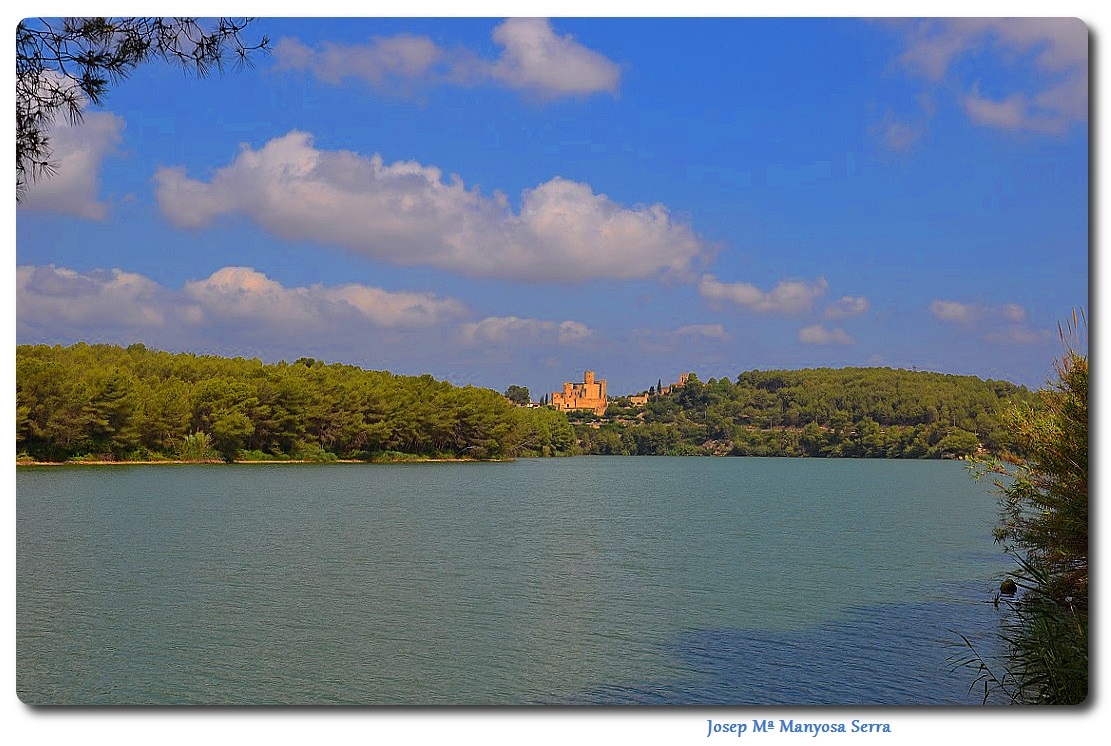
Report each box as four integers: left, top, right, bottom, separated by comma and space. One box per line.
16, 343, 574, 462
16, 345, 1037, 463
574, 368, 1037, 458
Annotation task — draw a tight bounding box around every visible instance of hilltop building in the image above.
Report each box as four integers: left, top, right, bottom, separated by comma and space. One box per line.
658, 372, 693, 396
551, 371, 608, 416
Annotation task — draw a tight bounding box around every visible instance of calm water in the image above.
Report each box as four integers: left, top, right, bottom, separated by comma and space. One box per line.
17, 457, 1011, 705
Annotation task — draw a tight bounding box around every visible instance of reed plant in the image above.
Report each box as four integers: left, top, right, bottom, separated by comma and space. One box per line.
956, 310, 1087, 705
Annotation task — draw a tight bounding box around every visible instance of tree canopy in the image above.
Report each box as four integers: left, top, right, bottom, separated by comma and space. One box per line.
16, 17, 269, 198
16, 343, 574, 463
573, 366, 1036, 458
16, 345, 1039, 464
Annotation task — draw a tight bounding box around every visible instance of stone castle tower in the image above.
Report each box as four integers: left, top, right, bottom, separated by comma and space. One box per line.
551, 370, 608, 415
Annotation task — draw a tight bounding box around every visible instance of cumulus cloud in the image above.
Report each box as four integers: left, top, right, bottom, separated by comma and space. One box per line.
273, 18, 620, 99
274, 34, 442, 91
18, 110, 124, 220
929, 299, 981, 323
155, 131, 706, 282
984, 327, 1053, 345
17, 264, 166, 333
892, 18, 1087, 135
673, 324, 730, 341
931, 299, 1032, 326
459, 316, 594, 346
17, 264, 469, 347
898, 18, 1087, 83
1001, 303, 1027, 323
698, 274, 829, 315
798, 324, 854, 345
930, 299, 1048, 345
961, 88, 1040, 133
635, 323, 731, 354
486, 18, 621, 97
880, 119, 924, 153
825, 295, 870, 319
183, 266, 467, 330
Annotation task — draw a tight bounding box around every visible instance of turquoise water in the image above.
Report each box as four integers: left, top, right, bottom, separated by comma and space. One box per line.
16, 457, 1010, 704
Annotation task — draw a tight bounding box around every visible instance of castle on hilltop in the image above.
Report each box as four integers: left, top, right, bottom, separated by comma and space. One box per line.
551, 371, 608, 416
659, 372, 692, 396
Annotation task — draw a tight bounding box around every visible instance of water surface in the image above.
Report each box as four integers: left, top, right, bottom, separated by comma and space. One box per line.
17, 457, 1009, 704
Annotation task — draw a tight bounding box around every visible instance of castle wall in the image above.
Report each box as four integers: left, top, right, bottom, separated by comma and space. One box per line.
551, 370, 608, 415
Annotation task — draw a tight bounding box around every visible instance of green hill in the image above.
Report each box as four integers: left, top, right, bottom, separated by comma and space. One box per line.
16, 343, 573, 463
574, 368, 1037, 458
16, 344, 1037, 463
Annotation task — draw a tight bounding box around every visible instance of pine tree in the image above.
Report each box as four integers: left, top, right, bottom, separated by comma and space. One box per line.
16, 17, 269, 198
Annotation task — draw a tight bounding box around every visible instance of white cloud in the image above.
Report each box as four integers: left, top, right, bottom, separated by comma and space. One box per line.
984, 327, 1053, 345
487, 18, 621, 97
825, 295, 870, 319
459, 316, 594, 346
881, 119, 923, 153
183, 267, 467, 330
898, 19, 1086, 83
634, 323, 730, 354
18, 111, 124, 220
961, 88, 1034, 132
273, 34, 442, 90
698, 274, 829, 315
1001, 303, 1027, 323
328, 284, 468, 328
556, 320, 594, 344
892, 18, 1087, 135
273, 18, 620, 99
155, 131, 707, 282
930, 299, 1048, 346
798, 324, 854, 345
18, 264, 616, 371
930, 299, 1031, 325
674, 324, 730, 341
17, 264, 166, 334
870, 93, 937, 154
17, 265, 469, 349
929, 299, 981, 323
272, 34, 453, 101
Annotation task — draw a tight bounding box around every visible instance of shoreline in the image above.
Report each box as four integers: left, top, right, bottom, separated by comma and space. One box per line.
16, 457, 507, 467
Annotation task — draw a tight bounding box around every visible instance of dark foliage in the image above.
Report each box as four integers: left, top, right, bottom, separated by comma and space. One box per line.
575, 367, 1036, 458
16, 343, 574, 462
956, 310, 1087, 704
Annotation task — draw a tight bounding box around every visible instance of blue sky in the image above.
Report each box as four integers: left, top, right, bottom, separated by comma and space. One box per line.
14, 15, 1090, 397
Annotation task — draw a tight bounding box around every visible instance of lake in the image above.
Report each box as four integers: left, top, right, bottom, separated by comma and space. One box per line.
16, 457, 1011, 705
